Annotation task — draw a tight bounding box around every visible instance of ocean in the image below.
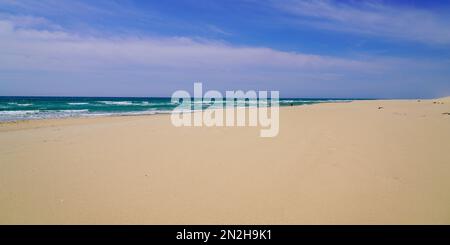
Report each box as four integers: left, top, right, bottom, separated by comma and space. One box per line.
0, 97, 353, 122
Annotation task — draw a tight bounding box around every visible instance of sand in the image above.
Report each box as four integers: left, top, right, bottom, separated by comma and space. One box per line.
1, 98, 450, 224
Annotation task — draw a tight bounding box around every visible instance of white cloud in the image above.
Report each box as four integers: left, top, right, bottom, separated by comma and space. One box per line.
0, 19, 375, 73
0, 17, 448, 98
274, 0, 450, 45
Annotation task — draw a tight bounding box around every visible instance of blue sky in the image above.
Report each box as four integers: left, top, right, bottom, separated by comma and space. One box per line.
0, 0, 450, 98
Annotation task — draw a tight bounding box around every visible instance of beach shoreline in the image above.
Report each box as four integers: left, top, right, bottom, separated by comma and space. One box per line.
1, 98, 449, 224
0, 99, 350, 131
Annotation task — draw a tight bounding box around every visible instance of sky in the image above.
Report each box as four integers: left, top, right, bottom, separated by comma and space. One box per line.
0, 0, 450, 98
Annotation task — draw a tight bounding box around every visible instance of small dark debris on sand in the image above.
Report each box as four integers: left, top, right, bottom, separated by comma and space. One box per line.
443, 112, 450, 115
378, 107, 383, 109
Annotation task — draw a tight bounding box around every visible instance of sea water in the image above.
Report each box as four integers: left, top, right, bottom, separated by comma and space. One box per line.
0, 97, 353, 122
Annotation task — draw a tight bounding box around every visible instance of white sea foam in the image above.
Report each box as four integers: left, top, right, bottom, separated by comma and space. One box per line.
7, 102, 33, 106
119, 110, 157, 116
0, 110, 40, 115
136, 101, 164, 106
85, 110, 158, 117
58, 109, 89, 113
68, 102, 89, 105
98, 101, 133, 105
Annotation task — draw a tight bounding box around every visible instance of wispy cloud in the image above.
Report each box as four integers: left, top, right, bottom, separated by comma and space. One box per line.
0, 17, 392, 97
273, 0, 450, 45
205, 24, 232, 36
0, 0, 117, 16
0, 18, 374, 73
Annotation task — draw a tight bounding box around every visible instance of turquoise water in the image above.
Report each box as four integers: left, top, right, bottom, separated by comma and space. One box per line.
0, 97, 353, 121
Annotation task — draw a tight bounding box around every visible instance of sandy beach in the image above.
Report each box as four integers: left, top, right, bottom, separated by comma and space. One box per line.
1, 98, 449, 224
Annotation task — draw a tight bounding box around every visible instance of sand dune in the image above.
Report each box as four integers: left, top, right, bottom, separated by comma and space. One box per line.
1, 99, 449, 224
